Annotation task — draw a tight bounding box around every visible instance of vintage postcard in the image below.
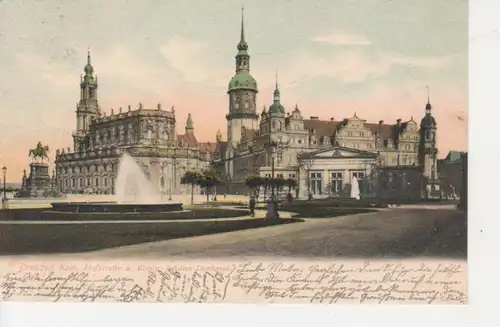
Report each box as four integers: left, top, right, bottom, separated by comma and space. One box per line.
0, 0, 467, 305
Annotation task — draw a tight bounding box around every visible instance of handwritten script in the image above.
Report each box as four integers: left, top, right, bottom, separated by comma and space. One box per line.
0, 260, 467, 304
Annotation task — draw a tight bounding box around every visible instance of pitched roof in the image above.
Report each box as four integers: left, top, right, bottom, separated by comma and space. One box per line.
198, 141, 217, 153
177, 131, 198, 147
303, 118, 399, 141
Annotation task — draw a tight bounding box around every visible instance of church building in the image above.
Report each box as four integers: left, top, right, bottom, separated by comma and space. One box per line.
54, 52, 215, 195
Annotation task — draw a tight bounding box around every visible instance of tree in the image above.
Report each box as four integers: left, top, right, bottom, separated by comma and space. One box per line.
198, 170, 221, 203
285, 178, 297, 194
180, 170, 202, 204
262, 176, 270, 199
245, 175, 262, 197
270, 177, 286, 197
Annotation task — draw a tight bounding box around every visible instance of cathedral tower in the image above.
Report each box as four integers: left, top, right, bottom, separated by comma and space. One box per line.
73, 50, 100, 152
226, 7, 259, 147
418, 88, 439, 197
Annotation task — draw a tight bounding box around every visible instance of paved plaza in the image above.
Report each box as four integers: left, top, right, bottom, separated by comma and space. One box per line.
0, 194, 466, 259
6, 206, 463, 260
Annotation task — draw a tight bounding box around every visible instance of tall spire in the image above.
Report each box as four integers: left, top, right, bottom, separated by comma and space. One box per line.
240, 6, 245, 44
237, 6, 248, 52
425, 85, 432, 114
273, 71, 280, 100
185, 113, 194, 132
84, 48, 94, 77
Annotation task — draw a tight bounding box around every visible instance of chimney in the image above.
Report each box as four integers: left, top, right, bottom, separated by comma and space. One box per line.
310, 116, 319, 120
330, 117, 335, 121
379, 120, 384, 125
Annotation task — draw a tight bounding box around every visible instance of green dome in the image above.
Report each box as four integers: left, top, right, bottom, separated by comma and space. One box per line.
228, 72, 258, 92
421, 114, 437, 127
269, 102, 285, 115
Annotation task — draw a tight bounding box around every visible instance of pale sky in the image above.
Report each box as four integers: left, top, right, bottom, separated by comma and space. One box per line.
0, 0, 467, 182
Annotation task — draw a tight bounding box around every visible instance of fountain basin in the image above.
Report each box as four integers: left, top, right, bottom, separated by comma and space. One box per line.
50, 202, 183, 213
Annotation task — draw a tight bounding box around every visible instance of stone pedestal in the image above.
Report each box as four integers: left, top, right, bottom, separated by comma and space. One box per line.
266, 200, 280, 220
18, 163, 51, 197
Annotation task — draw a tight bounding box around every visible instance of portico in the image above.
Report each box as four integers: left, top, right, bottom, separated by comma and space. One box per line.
297, 146, 378, 198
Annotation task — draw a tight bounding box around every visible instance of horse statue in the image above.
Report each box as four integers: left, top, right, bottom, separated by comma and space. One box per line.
28, 142, 50, 163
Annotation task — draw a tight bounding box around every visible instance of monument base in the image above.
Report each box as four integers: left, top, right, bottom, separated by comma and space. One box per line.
266, 200, 280, 220
18, 163, 52, 198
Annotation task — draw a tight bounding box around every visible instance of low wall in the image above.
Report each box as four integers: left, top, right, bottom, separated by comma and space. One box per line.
0, 208, 250, 221
0, 217, 301, 255
50, 202, 183, 213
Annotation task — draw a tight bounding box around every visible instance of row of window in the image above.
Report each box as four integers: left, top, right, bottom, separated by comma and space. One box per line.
63, 177, 112, 188
310, 171, 365, 195
60, 164, 114, 174
263, 173, 296, 179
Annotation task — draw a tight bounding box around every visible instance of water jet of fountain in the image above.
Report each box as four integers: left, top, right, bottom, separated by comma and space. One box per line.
350, 176, 360, 200
114, 153, 162, 204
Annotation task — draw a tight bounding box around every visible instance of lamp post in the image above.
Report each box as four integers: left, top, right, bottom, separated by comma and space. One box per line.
2, 166, 7, 209
2, 166, 6, 199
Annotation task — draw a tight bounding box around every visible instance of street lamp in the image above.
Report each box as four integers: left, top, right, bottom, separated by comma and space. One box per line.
2, 166, 7, 208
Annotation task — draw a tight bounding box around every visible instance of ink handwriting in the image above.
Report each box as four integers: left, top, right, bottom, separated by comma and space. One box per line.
0, 261, 466, 304
1, 266, 234, 303
231, 261, 467, 304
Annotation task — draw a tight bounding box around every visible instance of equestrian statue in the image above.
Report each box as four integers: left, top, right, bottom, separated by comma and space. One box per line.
28, 142, 50, 163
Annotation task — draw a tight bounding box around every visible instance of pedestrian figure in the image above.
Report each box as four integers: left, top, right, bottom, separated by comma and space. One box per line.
287, 193, 293, 204
249, 196, 256, 217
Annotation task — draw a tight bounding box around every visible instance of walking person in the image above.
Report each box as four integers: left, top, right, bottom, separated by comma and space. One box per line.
249, 195, 256, 217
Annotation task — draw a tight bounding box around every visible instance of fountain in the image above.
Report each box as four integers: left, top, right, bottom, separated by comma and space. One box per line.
350, 176, 360, 200
115, 153, 162, 204
50, 153, 183, 213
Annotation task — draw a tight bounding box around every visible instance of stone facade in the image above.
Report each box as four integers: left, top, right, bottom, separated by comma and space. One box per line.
54, 53, 215, 195
211, 11, 439, 198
